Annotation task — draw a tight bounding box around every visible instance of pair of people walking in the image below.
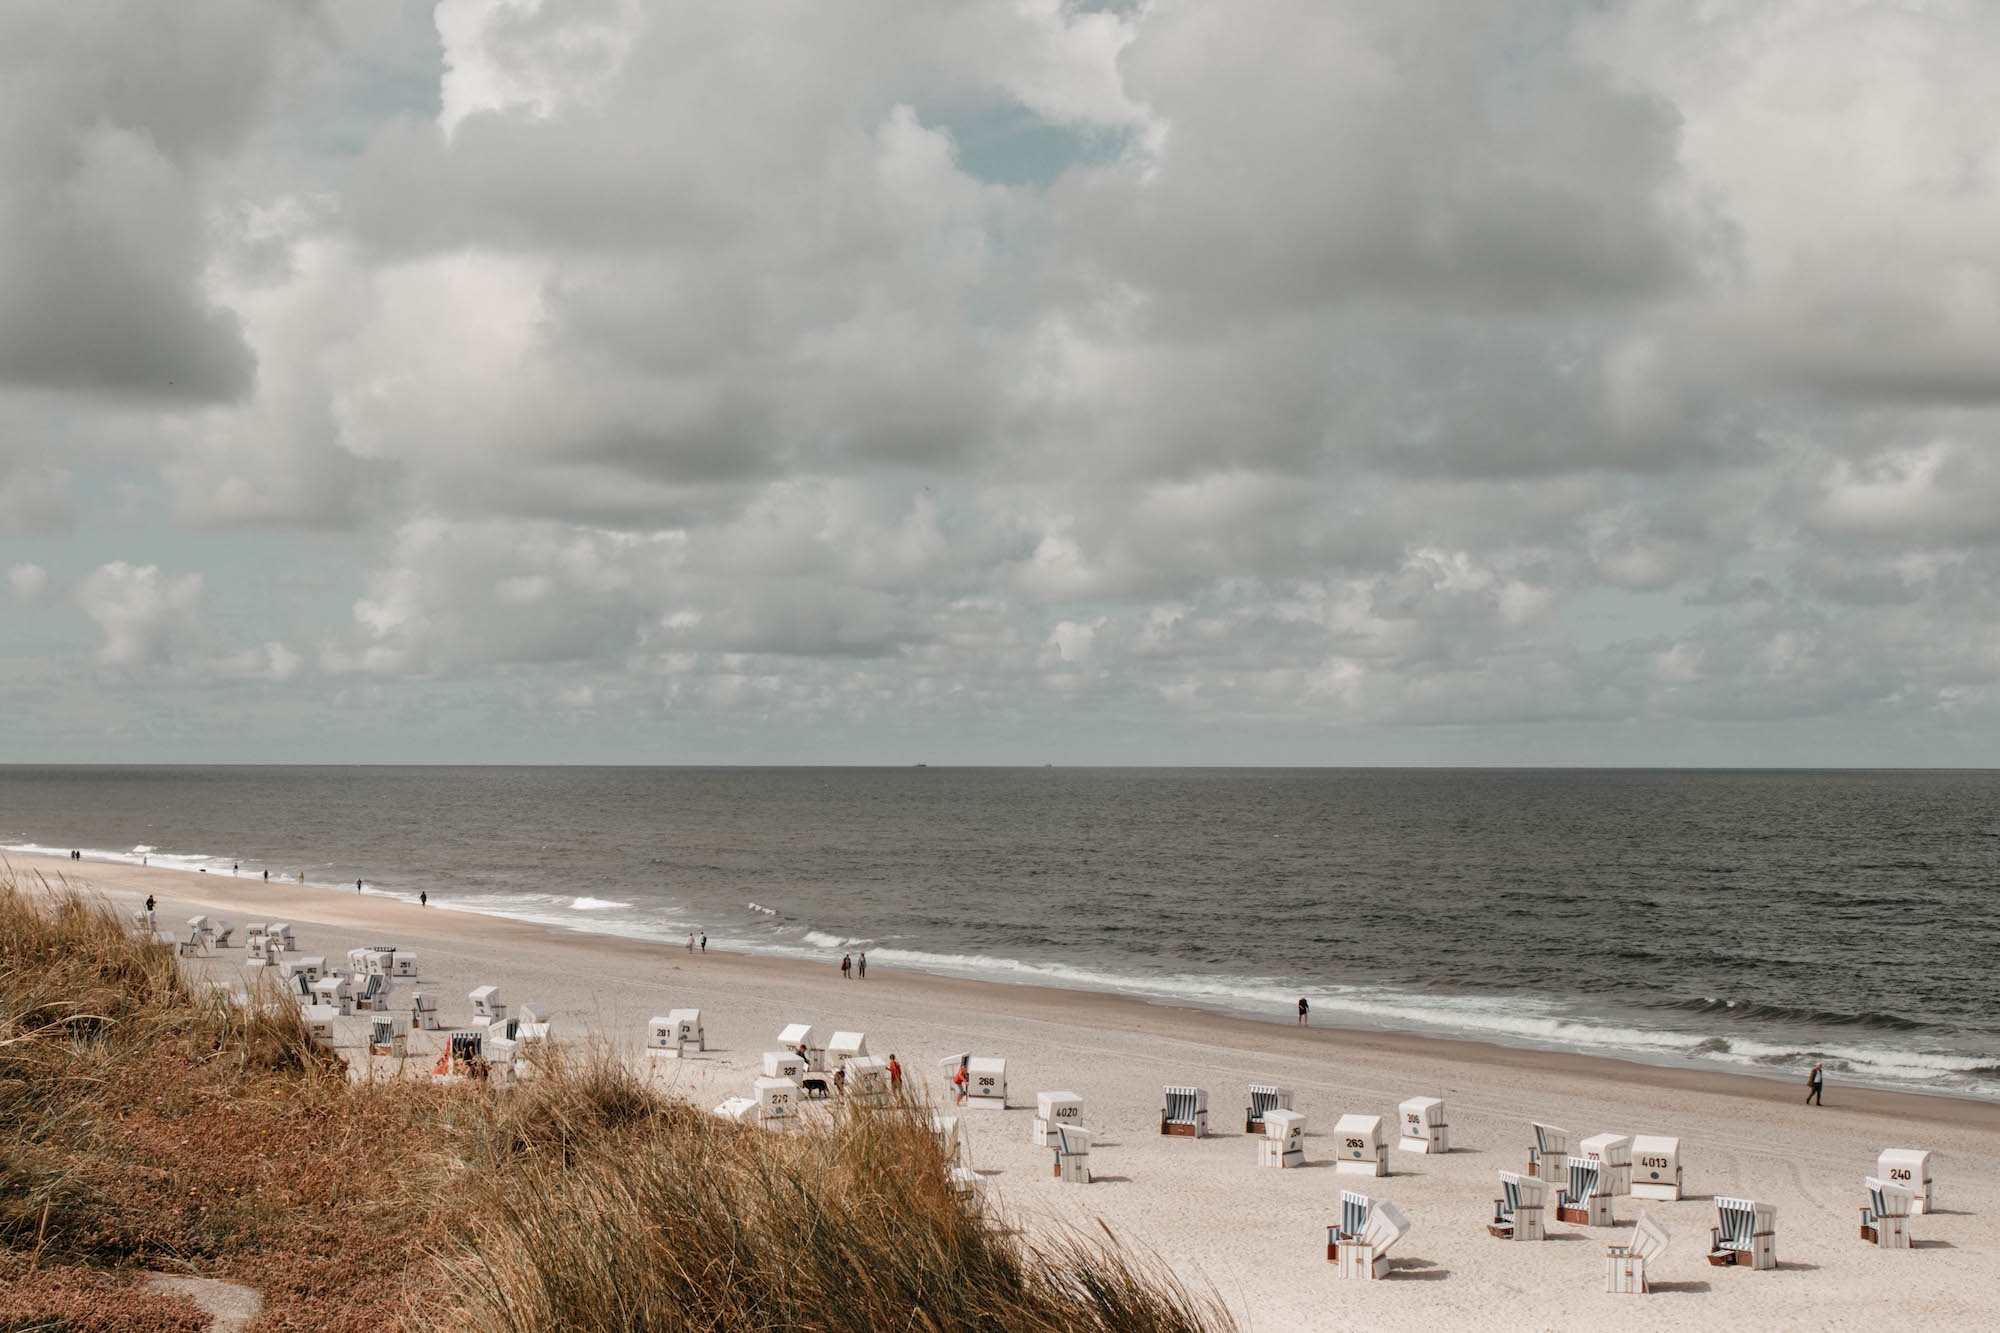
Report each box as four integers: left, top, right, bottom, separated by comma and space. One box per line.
839, 951, 868, 979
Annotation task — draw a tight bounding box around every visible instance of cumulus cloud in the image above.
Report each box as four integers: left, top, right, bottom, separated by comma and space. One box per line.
7, 563, 48, 606
9, 0, 2000, 758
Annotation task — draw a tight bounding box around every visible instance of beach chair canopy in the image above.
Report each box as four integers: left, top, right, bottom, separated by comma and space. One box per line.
1866, 1177, 1913, 1219
1565, 1157, 1601, 1203
1713, 1196, 1757, 1249
1340, 1190, 1372, 1239
1248, 1084, 1289, 1116
1054, 1124, 1092, 1154
1164, 1086, 1204, 1121
1532, 1122, 1570, 1153
781, 1023, 818, 1047
1631, 1212, 1671, 1262
1362, 1200, 1410, 1253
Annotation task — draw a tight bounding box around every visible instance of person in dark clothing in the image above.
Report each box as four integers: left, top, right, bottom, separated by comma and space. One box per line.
1297, 996, 1309, 1027
858, 952, 866, 979
262, 870, 268, 882
840, 953, 852, 979
420, 891, 427, 907
1806, 1062, 1824, 1106
700, 934, 707, 952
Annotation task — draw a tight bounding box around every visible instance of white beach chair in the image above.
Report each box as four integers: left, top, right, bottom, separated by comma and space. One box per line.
310, 975, 353, 1016
1528, 1122, 1571, 1185
964, 1057, 1006, 1109
947, 1166, 981, 1199
1581, 1132, 1632, 1196
1034, 1091, 1083, 1146
713, 1096, 760, 1124
1246, 1084, 1293, 1133
1606, 1211, 1671, 1293
1489, 1171, 1547, 1242
133, 907, 155, 931
267, 923, 295, 950
846, 1055, 890, 1107
443, 1030, 485, 1076
392, 952, 418, 978
1333, 1113, 1388, 1176
351, 972, 392, 1012
755, 1076, 799, 1130
1557, 1156, 1613, 1227
302, 1005, 340, 1044
1860, 1177, 1914, 1249
1338, 1199, 1411, 1280
368, 1015, 406, 1058
211, 919, 235, 948
1326, 1189, 1373, 1260
1399, 1095, 1449, 1153
1258, 1107, 1306, 1168
780, 1023, 826, 1072
648, 1015, 692, 1059
1877, 1148, 1934, 1214
177, 929, 204, 958
1161, 1085, 1208, 1137
826, 1030, 867, 1065
762, 1050, 806, 1080
469, 985, 506, 1022
932, 1114, 962, 1163
188, 915, 212, 941
1709, 1196, 1777, 1269
1630, 1135, 1683, 1200
410, 991, 440, 1030
1051, 1124, 1092, 1184
346, 947, 371, 973
665, 1008, 705, 1052
281, 956, 327, 985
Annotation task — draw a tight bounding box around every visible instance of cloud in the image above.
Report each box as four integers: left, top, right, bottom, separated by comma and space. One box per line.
11, 1, 2000, 759
7, 563, 48, 606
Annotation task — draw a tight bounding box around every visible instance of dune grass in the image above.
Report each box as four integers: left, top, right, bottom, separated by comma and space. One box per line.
0, 871, 1232, 1333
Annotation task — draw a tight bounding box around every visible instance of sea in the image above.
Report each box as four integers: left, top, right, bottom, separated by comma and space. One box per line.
4, 766, 1997, 1100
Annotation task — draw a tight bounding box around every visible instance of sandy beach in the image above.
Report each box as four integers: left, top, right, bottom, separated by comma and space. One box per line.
17, 850, 2000, 1332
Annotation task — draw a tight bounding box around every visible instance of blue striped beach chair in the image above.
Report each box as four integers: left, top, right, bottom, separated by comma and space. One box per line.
1160, 1085, 1208, 1137
1860, 1177, 1913, 1249
1325, 1189, 1373, 1260
1529, 1122, 1571, 1183
1488, 1170, 1547, 1241
1709, 1196, 1776, 1269
1340, 1200, 1411, 1280
1558, 1156, 1611, 1227
1245, 1084, 1291, 1132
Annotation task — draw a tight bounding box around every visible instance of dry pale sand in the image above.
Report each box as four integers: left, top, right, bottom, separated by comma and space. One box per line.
17, 851, 2000, 1332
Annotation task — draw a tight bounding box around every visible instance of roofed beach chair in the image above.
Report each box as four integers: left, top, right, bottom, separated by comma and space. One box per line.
1529, 1122, 1571, 1184
441, 1030, 484, 1077
827, 1031, 867, 1064
351, 972, 392, 1012
933, 1114, 962, 1162
211, 919, 235, 948
1326, 1189, 1373, 1260
1034, 1091, 1083, 1146
1399, 1095, 1448, 1153
1338, 1199, 1411, 1280
177, 928, 204, 958
782, 1023, 826, 1071
755, 1076, 799, 1130
1878, 1149, 1934, 1213
649, 1015, 692, 1059
515, 1005, 551, 1050
1709, 1196, 1776, 1269
846, 1055, 891, 1107
469, 985, 505, 1022
964, 1057, 1006, 1108
1258, 1107, 1306, 1168
1581, 1132, 1632, 1195
1558, 1156, 1613, 1227
410, 990, 440, 1030
368, 1015, 406, 1058
947, 1166, 981, 1199
1051, 1124, 1092, 1184
392, 951, 418, 977
302, 1005, 340, 1045
1333, 1113, 1388, 1176
1630, 1135, 1683, 1200
1606, 1211, 1670, 1293
1489, 1170, 1547, 1241
762, 1050, 806, 1080
1161, 1085, 1208, 1137
1860, 1177, 1913, 1249
1246, 1084, 1293, 1133
267, 923, 296, 950
188, 915, 211, 941
713, 1096, 759, 1124
665, 1008, 704, 1052
310, 975, 353, 1016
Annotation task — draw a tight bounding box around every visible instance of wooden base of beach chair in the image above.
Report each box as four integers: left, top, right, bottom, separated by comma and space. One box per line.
1631, 1181, 1682, 1201
1399, 1134, 1447, 1154
1337, 1245, 1389, 1280
964, 1094, 1005, 1110
1335, 1158, 1387, 1176
1161, 1121, 1203, 1137
1485, 1223, 1513, 1240
1559, 1196, 1612, 1227
1605, 1254, 1648, 1294
1867, 1217, 1909, 1249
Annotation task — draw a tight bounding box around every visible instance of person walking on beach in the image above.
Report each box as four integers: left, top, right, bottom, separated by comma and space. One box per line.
262, 869, 268, 882
356, 879, 363, 893
887, 1053, 902, 1095
144, 895, 155, 926
952, 1061, 969, 1106
858, 951, 866, 979
840, 952, 852, 980
1806, 1062, 1824, 1106
686, 933, 695, 953
700, 934, 707, 952
420, 891, 427, 907
1297, 996, 1309, 1027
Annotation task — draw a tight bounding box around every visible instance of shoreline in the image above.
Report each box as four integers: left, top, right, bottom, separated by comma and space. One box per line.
12, 849, 1997, 1129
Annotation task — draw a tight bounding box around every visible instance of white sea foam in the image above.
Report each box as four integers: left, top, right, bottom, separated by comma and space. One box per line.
570, 896, 631, 910
746, 902, 778, 915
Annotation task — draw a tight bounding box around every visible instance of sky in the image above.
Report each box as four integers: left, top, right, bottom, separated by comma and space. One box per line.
4, 0, 2000, 765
